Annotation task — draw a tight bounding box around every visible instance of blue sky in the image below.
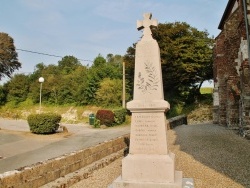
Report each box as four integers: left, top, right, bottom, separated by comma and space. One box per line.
1, 0, 228, 85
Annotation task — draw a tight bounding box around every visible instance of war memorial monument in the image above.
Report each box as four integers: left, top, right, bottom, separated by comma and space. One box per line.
110, 13, 194, 188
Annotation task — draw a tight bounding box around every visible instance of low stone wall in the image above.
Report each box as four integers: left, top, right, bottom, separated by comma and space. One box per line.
167, 115, 187, 129
0, 135, 129, 188
41, 150, 124, 188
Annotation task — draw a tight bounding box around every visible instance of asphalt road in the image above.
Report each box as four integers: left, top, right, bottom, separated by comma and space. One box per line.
0, 119, 130, 174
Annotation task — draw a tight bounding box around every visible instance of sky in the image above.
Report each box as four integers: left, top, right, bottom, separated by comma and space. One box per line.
0, 0, 228, 86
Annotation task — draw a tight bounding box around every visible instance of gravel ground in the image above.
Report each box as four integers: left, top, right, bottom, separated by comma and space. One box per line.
71, 124, 250, 188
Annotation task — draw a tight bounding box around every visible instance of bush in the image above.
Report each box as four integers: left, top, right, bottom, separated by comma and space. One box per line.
27, 113, 61, 134
94, 119, 100, 128
113, 108, 127, 125
96, 109, 114, 127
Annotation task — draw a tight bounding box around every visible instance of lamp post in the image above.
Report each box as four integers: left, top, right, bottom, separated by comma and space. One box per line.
39, 77, 44, 113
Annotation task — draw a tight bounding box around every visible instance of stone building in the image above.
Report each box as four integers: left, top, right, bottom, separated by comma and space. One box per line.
213, 0, 250, 136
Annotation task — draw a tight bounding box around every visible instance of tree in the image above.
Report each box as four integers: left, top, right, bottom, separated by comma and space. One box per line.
5, 74, 30, 104
106, 54, 123, 65
58, 56, 81, 74
0, 33, 21, 79
82, 54, 123, 105
92, 54, 106, 67
124, 45, 136, 98
124, 22, 214, 104
0, 85, 6, 105
70, 66, 88, 105
95, 78, 123, 107
28, 64, 60, 104
29, 63, 46, 82
153, 22, 213, 101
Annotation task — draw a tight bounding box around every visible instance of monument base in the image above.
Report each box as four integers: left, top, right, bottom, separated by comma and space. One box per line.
109, 171, 183, 188
122, 154, 176, 182
109, 153, 188, 188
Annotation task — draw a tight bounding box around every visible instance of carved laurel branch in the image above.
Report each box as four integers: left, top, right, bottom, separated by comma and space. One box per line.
136, 61, 159, 94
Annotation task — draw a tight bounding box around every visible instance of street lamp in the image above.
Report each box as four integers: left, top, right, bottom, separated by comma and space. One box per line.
39, 77, 44, 113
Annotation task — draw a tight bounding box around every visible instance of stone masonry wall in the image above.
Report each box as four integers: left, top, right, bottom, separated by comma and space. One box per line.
239, 57, 250, 132
214, 1, 247, 128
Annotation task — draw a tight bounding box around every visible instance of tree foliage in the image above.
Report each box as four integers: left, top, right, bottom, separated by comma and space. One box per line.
0, 22, 213, 109
58, 56, 81, 74
1, 54, 127, 108
5, 74, 30, 104
0, 33, 21, 79
0, 85, 6, 105
95, 78, 123, 107
82, 54, 124, 105
125, 22, 214, 104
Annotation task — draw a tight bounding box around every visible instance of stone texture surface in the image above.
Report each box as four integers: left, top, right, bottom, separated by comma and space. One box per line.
214, 0, 250, 137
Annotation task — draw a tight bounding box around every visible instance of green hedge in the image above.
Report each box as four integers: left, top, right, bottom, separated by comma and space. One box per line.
27, 113, 62, 134
113, 108, 127, 125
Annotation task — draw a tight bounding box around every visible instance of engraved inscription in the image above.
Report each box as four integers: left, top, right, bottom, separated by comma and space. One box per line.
135, 102, 157, 108
132, 114, 161, 153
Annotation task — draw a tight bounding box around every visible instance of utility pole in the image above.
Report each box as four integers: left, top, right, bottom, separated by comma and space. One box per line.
122, 61, 126, 108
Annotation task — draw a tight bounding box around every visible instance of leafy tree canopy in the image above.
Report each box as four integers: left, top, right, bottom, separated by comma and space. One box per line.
93, 54, 106, 67
58, 55, 81, 74
106, 54, 123, 65
0, 33, 21, 79
95, 78, 123, 107
124, 22, 214, 104
5, 74, 30, 104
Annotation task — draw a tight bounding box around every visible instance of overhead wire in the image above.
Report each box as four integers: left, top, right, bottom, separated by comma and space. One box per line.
16, 48, 93, 62
10, 48, 93, 76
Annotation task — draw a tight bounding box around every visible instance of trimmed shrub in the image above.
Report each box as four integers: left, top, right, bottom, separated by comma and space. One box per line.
27, 113, 61, 134
94, 119, 100, 128
113, 108, 127, 125
96, 109, 114, 127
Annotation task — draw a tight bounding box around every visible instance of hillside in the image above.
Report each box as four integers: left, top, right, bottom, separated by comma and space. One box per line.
187, 104, 213, 124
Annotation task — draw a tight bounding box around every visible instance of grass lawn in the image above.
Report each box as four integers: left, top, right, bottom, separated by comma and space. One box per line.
200, 87, 213, 94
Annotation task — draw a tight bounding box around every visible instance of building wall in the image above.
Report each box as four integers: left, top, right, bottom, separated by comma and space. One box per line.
213, 0, 250, 130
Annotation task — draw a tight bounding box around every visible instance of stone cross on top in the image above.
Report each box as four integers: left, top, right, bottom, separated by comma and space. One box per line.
137, 13, 158, 39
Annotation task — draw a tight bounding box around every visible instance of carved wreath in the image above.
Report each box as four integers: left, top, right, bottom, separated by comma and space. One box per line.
136, 61, 159, 94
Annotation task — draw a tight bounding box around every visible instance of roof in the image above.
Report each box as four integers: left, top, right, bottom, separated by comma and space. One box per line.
218, 0, 237, 30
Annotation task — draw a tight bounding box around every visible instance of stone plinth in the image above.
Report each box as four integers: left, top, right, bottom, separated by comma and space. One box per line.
111, 172, 183, 188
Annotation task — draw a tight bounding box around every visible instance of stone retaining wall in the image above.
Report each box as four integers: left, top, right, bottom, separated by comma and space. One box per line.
167, 115, 187, 129
0, 115, 186, 188
0, 135, 129, 188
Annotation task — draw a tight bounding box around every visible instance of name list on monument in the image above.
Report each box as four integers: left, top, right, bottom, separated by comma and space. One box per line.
131, 113, 167, 154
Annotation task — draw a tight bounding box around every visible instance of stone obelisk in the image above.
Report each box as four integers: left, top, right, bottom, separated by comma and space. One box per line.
110, 13, 183, 188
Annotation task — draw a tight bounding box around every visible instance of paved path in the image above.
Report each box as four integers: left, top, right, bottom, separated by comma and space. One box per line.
0, 119, 130, 174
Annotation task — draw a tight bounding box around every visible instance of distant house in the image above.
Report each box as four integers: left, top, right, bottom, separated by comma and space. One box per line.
213, 0, 250, 136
